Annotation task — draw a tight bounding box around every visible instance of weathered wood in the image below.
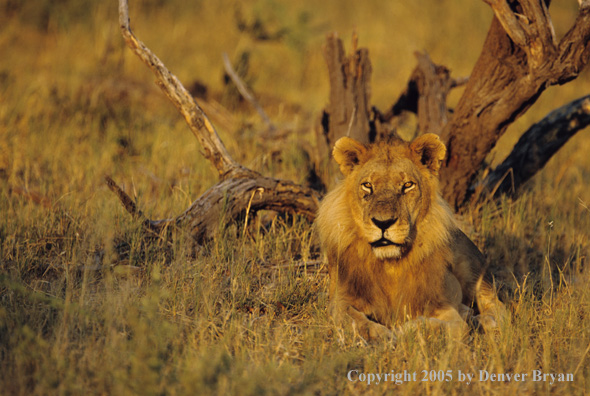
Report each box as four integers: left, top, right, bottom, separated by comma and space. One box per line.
107, 173, 320, 243
105, 175, 144, 220
475, 95, 590, 198
316, 2, 589, 209
414, 52, 453, 134
380, 52, 463, 135
113, 0, 319, 242
482, 0, 557, 68
169, 176, 319, 242
321, 33, 372, 147
440, 0, 590, 208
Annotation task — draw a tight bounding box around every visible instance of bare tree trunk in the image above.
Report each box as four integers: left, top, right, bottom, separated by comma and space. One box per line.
320, 33, 372, 148
439, 0, 590, 208
318, 37, 465, 170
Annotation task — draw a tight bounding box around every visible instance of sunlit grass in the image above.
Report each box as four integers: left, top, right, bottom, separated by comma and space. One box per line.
1, 0, 590, 394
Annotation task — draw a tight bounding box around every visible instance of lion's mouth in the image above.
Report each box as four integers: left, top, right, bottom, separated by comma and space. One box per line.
370, 238, 404, 248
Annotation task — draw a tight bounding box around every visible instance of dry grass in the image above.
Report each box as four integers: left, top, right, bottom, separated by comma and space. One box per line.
1, 1, 590, 394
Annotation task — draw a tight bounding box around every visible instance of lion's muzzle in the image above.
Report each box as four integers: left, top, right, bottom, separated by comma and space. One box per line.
371, 217, 398, 231
366, 215, 412, 259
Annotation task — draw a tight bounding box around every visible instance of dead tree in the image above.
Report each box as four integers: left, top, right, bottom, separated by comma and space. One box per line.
318, 39, 469, 162
322, 32, 372, 146
111, 0, 590, 244
319, 0, 590, 209
440, 0, 590, 208
316, 38, 466, 174
110, 0, 319, 243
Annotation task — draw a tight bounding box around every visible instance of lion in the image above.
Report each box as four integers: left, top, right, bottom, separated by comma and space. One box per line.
316, 133, 505, 341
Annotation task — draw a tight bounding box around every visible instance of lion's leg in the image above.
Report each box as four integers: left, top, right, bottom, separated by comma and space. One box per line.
345, 306, 395, 342
391, 272, 469, 339
327, 292, 395, 342
395, 306, 468, 340
474, 276, 508, 330
433, 306, 469, 338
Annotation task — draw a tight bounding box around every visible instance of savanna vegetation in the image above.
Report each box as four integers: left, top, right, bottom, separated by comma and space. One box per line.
1, 0, 590, 394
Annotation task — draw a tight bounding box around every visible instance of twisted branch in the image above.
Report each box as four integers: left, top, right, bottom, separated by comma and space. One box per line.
110, 0, 320, 243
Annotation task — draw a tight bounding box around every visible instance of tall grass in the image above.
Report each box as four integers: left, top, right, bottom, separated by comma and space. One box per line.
1, 0, 590, 394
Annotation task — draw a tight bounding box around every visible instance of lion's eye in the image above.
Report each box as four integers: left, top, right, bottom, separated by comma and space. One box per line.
402, 181, 416, 193
360, 182, 373, 195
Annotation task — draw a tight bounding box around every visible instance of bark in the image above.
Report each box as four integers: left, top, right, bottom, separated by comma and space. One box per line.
320, 33, 373, 148
439, 0, 590, 208
112, 0, 319, 242
165, 177, 318, 242
314, 1, 590, 209
379, 51, 467, 135
476, 95, 590, 198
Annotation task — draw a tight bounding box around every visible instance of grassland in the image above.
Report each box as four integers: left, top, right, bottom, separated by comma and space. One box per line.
1, 0, 590, 394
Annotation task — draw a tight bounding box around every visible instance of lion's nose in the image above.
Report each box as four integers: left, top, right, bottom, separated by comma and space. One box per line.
371, 217, 397, 231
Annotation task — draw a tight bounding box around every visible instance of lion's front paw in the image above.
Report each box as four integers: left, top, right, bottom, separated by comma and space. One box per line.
354, 319, 396, 342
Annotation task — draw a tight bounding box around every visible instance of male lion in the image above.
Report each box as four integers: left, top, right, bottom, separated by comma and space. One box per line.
316, 134, 505, 341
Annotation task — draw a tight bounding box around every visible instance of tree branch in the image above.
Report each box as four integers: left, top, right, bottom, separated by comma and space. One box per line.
105, 175, 144, 220
484, 0, 557, 68
222, 52, 276, 134
483, 0, 528, 48
170, 176, 320, 243
119, 0, 242, 179
440, 0, 590, 208
113, 0, 320, 242
476, 95, 590, 198
551, 3, 590, 84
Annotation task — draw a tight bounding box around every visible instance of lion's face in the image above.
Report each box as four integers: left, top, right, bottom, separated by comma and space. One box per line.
351, 156, 426, 259
332, 134, 446, 260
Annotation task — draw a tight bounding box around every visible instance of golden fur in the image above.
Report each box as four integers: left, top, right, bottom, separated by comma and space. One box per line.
316, 134, 505, 340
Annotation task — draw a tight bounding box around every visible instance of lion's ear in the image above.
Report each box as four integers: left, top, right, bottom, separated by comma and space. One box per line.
410, 133, 446, 175
333, 137, 367, 176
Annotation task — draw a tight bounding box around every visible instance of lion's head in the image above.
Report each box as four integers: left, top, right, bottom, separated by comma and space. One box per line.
328, 134, 448, 260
